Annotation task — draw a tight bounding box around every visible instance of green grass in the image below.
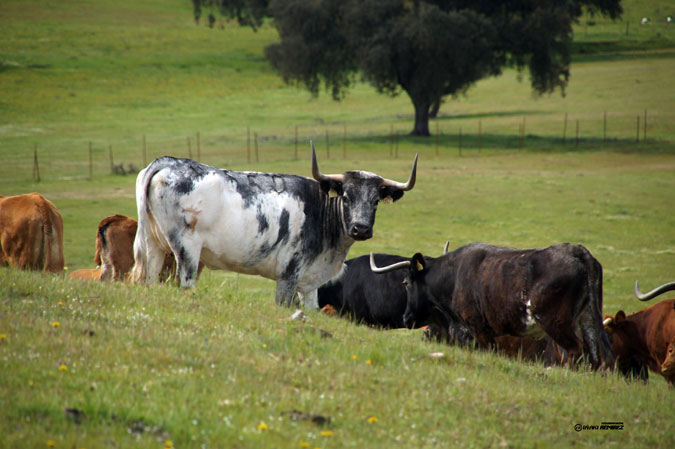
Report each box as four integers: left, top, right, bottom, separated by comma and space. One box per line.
1, 0, 675, 448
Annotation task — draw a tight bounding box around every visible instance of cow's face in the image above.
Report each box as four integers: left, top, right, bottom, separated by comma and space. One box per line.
319, 172, 405, 241
402, 253, 434, 328
662, 337, 675, 376
311, 142, 416, 241
604, 312, 649, 380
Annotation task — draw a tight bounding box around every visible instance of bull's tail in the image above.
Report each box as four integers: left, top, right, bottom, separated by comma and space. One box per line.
34, 194, 64, 273
129, 159, 171, 284
576, 247, 614, 369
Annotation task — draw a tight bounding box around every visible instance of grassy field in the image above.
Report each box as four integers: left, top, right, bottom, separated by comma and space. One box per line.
1, 0, 675, 448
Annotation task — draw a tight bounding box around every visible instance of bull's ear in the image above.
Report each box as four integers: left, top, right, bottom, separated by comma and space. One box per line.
379, 186, 405, 203
615, 310, 627, 322
411, 253, 426, 272
320, 180, 343, 198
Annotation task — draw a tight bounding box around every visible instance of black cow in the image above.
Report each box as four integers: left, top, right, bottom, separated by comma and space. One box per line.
371, 242, 614, 369
131, 143, 417, 308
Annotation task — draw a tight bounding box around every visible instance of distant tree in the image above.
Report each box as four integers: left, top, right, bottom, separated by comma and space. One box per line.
193, 0, 622, 136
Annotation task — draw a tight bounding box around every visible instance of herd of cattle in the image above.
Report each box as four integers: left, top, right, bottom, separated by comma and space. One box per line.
1, 144, 673, 386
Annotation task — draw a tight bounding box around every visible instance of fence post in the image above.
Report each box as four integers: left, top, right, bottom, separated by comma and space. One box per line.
636, 116, 640, 143
197, 132, 201, 161
88, 141, 93, 180
294, 125, 298, 160
109, 144, 114, 174
247, 127, 251, 163
326, 130, 330, 159
142, 134, 147, 167
33, 145, 40, 182
187, 136, 192, 159
478, 120, 482, 153
254, 132, 259, 162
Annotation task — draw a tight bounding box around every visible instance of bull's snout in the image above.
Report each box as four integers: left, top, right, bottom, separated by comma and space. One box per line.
349, 223, 372, 240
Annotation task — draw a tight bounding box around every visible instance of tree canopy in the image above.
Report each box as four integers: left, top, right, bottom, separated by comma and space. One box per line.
193, 0, 622, 136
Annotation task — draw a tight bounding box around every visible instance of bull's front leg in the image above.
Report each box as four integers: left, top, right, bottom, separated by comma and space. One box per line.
275, 278, 299, 307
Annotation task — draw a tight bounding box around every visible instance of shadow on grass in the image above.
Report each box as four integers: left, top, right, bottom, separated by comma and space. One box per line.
348, 132, 675, 154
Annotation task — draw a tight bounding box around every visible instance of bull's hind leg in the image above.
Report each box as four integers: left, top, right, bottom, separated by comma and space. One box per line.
166, 229, 202, 288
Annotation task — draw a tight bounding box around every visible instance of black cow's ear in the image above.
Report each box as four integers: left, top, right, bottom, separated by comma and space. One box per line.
379, 186, 405, 203
615, 311, 626, 322
411, 253, 426, 272
320, 180, 343, 198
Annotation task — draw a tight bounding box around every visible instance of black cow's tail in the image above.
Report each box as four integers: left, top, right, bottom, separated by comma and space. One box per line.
577, 246, 614, 369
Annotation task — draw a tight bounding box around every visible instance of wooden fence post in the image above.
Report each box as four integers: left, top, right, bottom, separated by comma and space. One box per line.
254, 132, 259, 162
247, 127, 251, 163
88, 141, 93, 180
33, 145, 40, 182
636, 116, 640, 143
142, 134, 147, 167
325, 130, 330, 159
109, 144, 114, 174
197, 132, 201, 161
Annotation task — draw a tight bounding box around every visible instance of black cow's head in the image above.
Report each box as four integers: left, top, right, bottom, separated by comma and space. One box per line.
370, 252, 436, 329
311, 142, 417, 241
603, 311, 649, 382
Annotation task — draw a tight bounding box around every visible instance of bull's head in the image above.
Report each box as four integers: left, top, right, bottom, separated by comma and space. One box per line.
311, 141, 417, 241
370, 252, 437, 329
662, 337, 675, 376
603, 312, 649, 381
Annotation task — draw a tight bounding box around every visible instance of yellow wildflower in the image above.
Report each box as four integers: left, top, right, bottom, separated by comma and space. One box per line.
58, 364, 68, 371
164, 440, 173, 448
366, 359, 372, 365
319, 430, 334, 437
46, 441, 56, 447
0, 333, 6, 342
300, 442, 310, 448
57, 301, 63, 307
351, 354, 357, 360
52, 321, 60, 328
29, 380, 34, 388
368, 416, 378, 423
257, 423, 268, 430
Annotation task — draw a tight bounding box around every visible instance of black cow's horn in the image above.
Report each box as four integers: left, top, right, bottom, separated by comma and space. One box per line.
370, 252, 411, 273
634, 280, 675, 301
311, 141, 344, 183
381, 153, 418, 191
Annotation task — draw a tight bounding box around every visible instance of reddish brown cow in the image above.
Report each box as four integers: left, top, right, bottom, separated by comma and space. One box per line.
95, 214, 198, 282
603, 281, 675, 385
0, 193, 64, 272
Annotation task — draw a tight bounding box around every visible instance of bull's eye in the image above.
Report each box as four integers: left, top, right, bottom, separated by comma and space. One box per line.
342, 194, 350, 205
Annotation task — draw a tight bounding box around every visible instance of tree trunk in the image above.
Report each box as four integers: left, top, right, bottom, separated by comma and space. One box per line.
429, 97, 441, 119
411, 99, 431, 136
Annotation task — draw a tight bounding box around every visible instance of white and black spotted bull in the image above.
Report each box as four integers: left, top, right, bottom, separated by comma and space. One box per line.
370, 242, 614, 369
130, 143, 417, 309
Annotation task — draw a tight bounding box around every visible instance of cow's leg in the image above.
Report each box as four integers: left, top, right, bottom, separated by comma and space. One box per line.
166, 231, 201, 288
144, 243, 168, 284
298, 289, 319, 310
275, 278, 299, 307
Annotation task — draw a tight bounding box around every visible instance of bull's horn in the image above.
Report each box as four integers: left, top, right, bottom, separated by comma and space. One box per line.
634, 280, 675, 301
311, 141, 344, 183
370, 252, 411, 273
381, 153, 418, 191
443, 241, 450, 255
603, 317, 613, 326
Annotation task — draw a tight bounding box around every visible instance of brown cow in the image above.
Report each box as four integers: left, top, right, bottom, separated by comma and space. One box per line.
95, 214, 199, 282
0, 193, 64, 272
69, 268, 101, 281
603, 281, 675, 385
